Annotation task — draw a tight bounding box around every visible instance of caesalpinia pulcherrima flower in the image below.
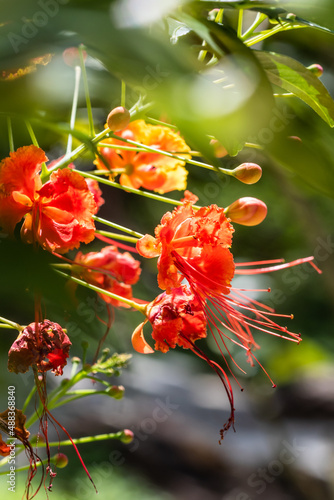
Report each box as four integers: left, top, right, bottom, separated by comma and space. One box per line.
132, 285, 207, 354
0, 146, 97, 253
135, 191, 321, 438
94, 119, 190, 193
73, 245, 141, 307
8, 320, 71, 376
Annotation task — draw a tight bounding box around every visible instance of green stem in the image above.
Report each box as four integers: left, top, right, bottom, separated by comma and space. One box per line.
244, 141, 263, 150
79, 45, 95, 137
98, 142, 201, 157
105, 132, 232, 176
145, 117, 178, 129
0, 316, 22, 331
121, 80, 126, 108
55, 269, 146, 312
0, 459, 45, 474
93, 216, 143, 238
7, 117, 14, 152
49, 390, 111, 410
215, 9, 223, 23
25, 121, 48, 177
80, 170, 186, 207
25, 120, 39, 147
237, 10, 243, 38
66, 64, 81, 155
245, 22, 306, 47
240, 12, 266, 41
95, 230, 139, 243
35, 431, 129, 448
46, 102, 154, 177
21, 385, 37, 413
198, 40, 208, 62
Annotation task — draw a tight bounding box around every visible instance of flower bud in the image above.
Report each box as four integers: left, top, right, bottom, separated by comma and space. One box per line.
62, 47, 87, 67
107, 107, 131, 132
288, 136, 302, 142
307, 64, 323, 78
54, 453, 69, 468
120, 429, 134, 444
210, 139, 228, 158
224, 197, 267, 226
108, 385, 125, 400
232, 163, 262, 184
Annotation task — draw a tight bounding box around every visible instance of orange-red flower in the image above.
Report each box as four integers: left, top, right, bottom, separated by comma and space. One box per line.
73, 245, 141, 307
136, 192, 322, 438
85, 178, 105, 209
137, 191, 235, 293
0, 146, 97, 253
94, 120, 190, 193
132, 285, 207, 354
8, 320, 71, 376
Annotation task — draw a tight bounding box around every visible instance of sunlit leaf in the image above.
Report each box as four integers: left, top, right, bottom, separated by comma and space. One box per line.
256, 51, 334, 127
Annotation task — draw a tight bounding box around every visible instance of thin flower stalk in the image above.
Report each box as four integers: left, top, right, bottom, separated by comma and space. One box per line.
55, 269, 146, 312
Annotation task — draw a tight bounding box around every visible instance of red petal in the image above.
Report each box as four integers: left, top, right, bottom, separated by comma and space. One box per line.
136, 234, 159, 258
0, 145, 46, 234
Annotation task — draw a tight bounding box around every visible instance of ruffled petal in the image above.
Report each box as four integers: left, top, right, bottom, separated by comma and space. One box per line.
0, 145, 46, 198
0, 145, 46, 234
35, 168, 96, 253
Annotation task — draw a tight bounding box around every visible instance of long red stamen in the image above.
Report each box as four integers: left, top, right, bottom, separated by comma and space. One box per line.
179, 334, 235, 441
235, 256, 321, 275
235, 258, 285, 267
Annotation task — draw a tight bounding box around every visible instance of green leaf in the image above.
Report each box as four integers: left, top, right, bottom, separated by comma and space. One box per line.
256, 51, 334, 127
267, 130, 334, 199
187, 1, 286, 18
167, 18, 192, 44
156, 15, 274, 156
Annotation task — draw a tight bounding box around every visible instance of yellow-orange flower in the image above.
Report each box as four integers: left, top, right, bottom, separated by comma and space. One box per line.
94, 120, 190, 193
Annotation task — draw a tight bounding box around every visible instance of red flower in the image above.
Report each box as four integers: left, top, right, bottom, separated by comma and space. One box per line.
85, 178, 105, 209
132, 285, 207, 354
136, 192, 322, 439
73, 245, 141, 307
8, 320, 71, 376
94, 120, 190, 193
0, 146, 97, 253
137, 191, 235, 293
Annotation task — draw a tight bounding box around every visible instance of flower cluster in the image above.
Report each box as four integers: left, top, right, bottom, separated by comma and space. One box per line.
135, 191, 320, 438
0, 102, 322, 482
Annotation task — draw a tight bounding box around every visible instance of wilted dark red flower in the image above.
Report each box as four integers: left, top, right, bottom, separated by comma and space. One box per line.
8, 320, 71, 376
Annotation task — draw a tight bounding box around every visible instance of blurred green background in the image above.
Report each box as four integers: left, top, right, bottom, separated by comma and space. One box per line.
0, 1, 334, 499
